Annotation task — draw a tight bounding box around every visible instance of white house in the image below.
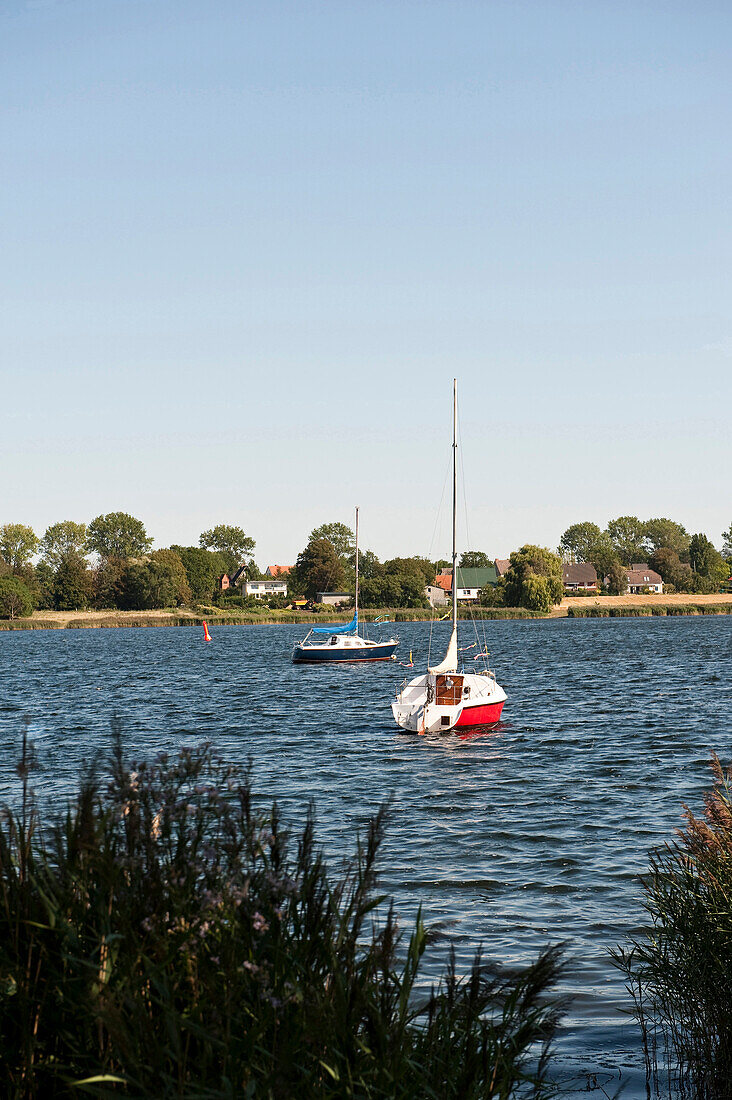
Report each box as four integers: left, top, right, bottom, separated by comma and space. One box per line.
625, 565, 663, 594
244, 578, 288, 599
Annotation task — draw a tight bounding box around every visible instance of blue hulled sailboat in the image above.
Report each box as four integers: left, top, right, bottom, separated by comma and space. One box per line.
291, 509, 399, 664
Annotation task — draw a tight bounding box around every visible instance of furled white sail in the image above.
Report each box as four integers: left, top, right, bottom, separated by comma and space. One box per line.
428, 625, 458, 674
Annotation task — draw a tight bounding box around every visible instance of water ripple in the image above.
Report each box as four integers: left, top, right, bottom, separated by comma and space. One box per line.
1, 616, 731, 1094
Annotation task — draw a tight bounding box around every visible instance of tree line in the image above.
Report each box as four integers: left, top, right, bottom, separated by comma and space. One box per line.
0, 516, 258, 619
558, 516, 732, 596
1, 512, 730, 619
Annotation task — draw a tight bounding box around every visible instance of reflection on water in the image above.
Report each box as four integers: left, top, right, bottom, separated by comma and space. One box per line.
1, 616, 731, 1096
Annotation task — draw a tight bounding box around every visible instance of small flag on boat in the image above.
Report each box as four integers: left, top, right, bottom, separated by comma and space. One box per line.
202, 621, 212, 642
459, 642, 477, 651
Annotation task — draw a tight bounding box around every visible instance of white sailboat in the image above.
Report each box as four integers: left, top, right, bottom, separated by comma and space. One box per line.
292, 509, 399, 664
391, 380, 507, 733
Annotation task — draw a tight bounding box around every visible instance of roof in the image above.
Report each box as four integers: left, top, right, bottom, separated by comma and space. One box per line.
494, 559, 511, 576
433, 567, 498, 590
455, 566, 498, 588
626, 568, 663, 585
562, 563, 598, 584
266, 565, 292, 576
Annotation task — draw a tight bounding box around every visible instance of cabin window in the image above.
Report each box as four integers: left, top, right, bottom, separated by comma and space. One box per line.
441, 716, 451, 727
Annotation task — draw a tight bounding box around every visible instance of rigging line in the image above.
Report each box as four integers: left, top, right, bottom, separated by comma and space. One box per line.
455, 395, 483, 654
426, 448, 453, 672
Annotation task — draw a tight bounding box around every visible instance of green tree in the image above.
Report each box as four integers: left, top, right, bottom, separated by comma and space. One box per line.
358, 577, 386, 607
479, 579, 505, 607
293, 538, 345, 601
559, 523, 619, 578
0, 576, 34, 619
39, 521, 88, 569
34, 562, 56, 610
119, 560, 180, 610
722, 523, 732, 562
605, 560, 627, 596
643, 518, 690, 560
504, 546, 564, 610
689, 534, 728, 590
648, 549, 693, 592
53, 555, 93, 611
458, 550, 492, 569
87, 513, 152, 560
591, 536, 622, 581
308, 522, 355, 566
0, 524, 39, 572
171, 547, 227, 603
606, 516, 648, 566
358, 549, 383, 580
151, 549, 192, 606
91, 557, 127, 609
558, 522, 604, 563
199, 525, 256, 577
383, 557, 434, 588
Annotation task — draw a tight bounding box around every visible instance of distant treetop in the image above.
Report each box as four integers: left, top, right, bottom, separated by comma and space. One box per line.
87, 513, 153, 560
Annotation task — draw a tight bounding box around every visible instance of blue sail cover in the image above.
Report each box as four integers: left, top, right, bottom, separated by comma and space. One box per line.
311, 613, 358, 635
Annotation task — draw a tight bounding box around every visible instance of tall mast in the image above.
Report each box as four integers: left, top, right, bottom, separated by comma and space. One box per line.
452, 379, 458, 636
355, 506, 359, 621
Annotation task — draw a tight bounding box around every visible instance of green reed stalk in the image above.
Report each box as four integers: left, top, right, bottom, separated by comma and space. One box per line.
0, 722, 564, 1098
613, 754, 732, 1100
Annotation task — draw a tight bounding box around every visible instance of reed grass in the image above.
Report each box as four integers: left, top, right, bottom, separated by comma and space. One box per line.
567, 604, 732, 618
0, 724, 564, 1098
613, 754, 732, 1099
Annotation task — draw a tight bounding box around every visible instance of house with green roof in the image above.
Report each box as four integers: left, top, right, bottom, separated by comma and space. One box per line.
433, 566, 498, 602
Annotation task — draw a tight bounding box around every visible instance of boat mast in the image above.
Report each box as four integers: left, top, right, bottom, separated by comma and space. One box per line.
355, 506, 359, 623
451, 379, 458, 638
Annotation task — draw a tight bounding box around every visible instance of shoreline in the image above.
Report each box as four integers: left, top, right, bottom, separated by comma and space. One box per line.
2, 593, 732, 631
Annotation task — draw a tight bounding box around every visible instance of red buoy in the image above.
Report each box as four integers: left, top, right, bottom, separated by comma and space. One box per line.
203, 620, 211, 642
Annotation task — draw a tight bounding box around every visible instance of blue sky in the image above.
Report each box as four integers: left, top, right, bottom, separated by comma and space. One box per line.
2, 0, 730, 566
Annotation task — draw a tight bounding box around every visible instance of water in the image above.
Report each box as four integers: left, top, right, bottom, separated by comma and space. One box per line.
1, 616, 731, 1095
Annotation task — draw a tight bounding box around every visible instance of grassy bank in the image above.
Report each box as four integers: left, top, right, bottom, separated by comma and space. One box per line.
0, 606, 545, 631
4, 597, 732, 630
568, 603, 732, 617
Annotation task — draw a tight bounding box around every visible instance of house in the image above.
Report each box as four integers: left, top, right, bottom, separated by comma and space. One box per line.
424, 584, 449, 608
218, 573, 231, 592
316, 591, 353, 606
266, 565, 292, 577
243, 578, 288, 600
494, 559, 511, 577
625, 565, 663, 595
562, 563, 598, 591
432, 566, 499, 602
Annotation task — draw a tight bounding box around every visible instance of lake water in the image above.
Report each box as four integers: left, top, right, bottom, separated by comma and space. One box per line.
1, 616, 730, 1095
